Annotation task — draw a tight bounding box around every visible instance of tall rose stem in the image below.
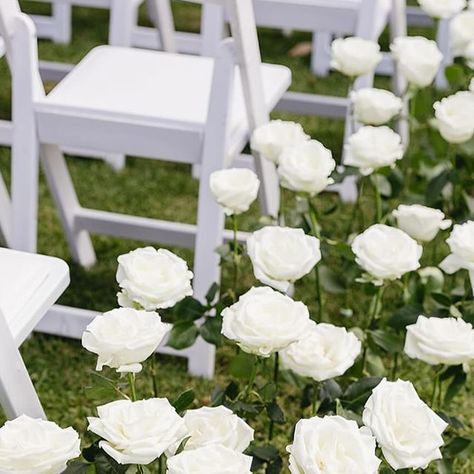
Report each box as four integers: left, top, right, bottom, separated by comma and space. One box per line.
362, 285, 384, 373
345, 178, 364, 238
391, 352, 399, 380
151, 355, 159, 398
308, 198, 324, 322
231, 214, 240, 301
137, 466, 145, 474
448, 144, 457, 214
312, 381, 320, 416
372, 176, 382, 223
268, 352, 280, 441
128, 373, 137, 402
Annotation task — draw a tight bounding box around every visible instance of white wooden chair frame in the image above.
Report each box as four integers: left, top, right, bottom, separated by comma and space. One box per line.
0, 248, 69, 419
1, 0, 289, 378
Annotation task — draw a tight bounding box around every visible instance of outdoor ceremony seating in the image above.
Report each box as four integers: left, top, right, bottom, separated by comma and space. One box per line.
0, 248, 69, 419
0, 0, 291, 377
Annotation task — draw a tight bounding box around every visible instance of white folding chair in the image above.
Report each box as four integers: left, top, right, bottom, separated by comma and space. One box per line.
0, 0, 290, 377
0, 247, 69, 419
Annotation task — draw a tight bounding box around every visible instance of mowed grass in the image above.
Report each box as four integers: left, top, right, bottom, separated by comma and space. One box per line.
0, 2, 472, 471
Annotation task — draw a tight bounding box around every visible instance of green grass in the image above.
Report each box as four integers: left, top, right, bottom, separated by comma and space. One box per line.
0, 2, 473, 472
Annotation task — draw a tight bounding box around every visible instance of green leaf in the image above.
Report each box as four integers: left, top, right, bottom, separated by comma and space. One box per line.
342, 377, 383, 410
260, 383, 277, 403
172, 297, 207, 323
229, 352, 257, 381
365, 349, 386, 377
388, 305, 423, 331
431, 292, 452, 307
172, 389, 195, 413
426, 170, 451, 206
63, 462, 91, 473
205, 283, 220, 304
250, 445, 280, 462
371, 173, 392, 197
266, 400, 285, 422
445, 369, 467, 405
94, 452, 129, 474
318, 265, 346, 294
166, 321, 199, 350
199, 316, 222, 346
368, 329, 404, 354
444, 64, 466, 88
443, 436, 474, 459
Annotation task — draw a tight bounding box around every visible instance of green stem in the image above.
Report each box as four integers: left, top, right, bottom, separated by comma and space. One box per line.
158, 454, 165, 474
391, 352, 399, 380
128, 373, 137, 402
231, 214, 240, 301
312, 381, 320, 416
367, 285, 384, 330
345, 177, 364, 238
431, 373, 439, 409
268, 353, 280, 441
137, 466, 145, 474
151, 355, 159, 398
372, 176, 382, 223
244, 359, 258, 399
308, 198, 324, 322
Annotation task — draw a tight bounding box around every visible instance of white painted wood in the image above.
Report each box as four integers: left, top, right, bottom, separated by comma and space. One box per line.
1, 0, 290, 378
0, 248, 69, 419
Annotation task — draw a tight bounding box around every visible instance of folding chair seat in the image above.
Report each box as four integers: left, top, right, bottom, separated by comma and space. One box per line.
0, 247, 69, 419
1, 0, 290, 378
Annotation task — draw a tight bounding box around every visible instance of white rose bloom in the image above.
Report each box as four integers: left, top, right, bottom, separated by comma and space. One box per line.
88, 399, 187, 465
363, 379, 448, 470
418, 0, 466, 19
450, 11, 474, 56
179, 406, 254, 452
391, 36, 443, 87
405, 315, 474, 365
280, 323, 361, 381
221, 286, 312, 357
277, 140, 336, 196
331, 37, 383, 77
344, 126, 404, 176
433, 91, 474, 144
418, 266, 445, 290
439, 221, 474, 290
351, 88, 403, 126
0, 415, 80, 474
392, 204, 452, 242
167, 445, 253, 474
117, 247, 193, 310
209, 168, 260, 216
82, 308, 171, 373
251, 120, 310, 164
287, 416, 381, 474
352, 224, 423, 284
247, 226, 321, 292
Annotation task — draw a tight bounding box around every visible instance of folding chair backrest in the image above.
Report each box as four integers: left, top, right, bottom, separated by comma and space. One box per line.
0, 0, 21, 64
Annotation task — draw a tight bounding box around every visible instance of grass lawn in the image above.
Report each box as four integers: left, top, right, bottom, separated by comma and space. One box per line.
0, 2, 473, 472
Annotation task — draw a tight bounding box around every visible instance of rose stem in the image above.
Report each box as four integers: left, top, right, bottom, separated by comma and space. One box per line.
307, 198, 324, 322
312, 381, 320, 416
128, 373, 137, 402
362, 285, 384, 373
231, 214, 239, 301
268, 352, 280, 441
151, 354, 159, 398
372, 175, 382, 223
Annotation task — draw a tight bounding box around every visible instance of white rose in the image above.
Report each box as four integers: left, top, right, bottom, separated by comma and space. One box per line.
392, 204, 452, 242
351, 88, 403, 126
439, 221, 474, 290
433, 91, 474, 143
344, 126, 404, 176
82, 308, 171, 373
418, 266, 445, 291
465, 40, 474, 68
167, 445, 253, 474
405, 315, 474, 365
352, 224, 423, 283
287, 416, 381, 474
251, 120, 310, 163
247, 226, 321, 292
88, 398, 187, 465
391, 36, 443, 87
363, 379, 448, 470
331, 37, 383, 77
277, 140, 336, 196
117, 247, 193, 310
280, 323, 361, 381
0, 415, 80, 474
450, 11, 474, 56
209, 168, 260, 216
418, 0, 466, 19
221, 286, 312, 357
178, 406, 254, 452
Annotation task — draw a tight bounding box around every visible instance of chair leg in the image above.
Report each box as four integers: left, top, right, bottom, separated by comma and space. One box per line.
0, 320, 45, 419
186, 337, 216, 378
310, 31, 332, 77
0, 173, 11, 247
41, 144, 96, 268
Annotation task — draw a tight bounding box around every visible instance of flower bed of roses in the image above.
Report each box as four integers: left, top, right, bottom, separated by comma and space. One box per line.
1, 2, 474, 473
